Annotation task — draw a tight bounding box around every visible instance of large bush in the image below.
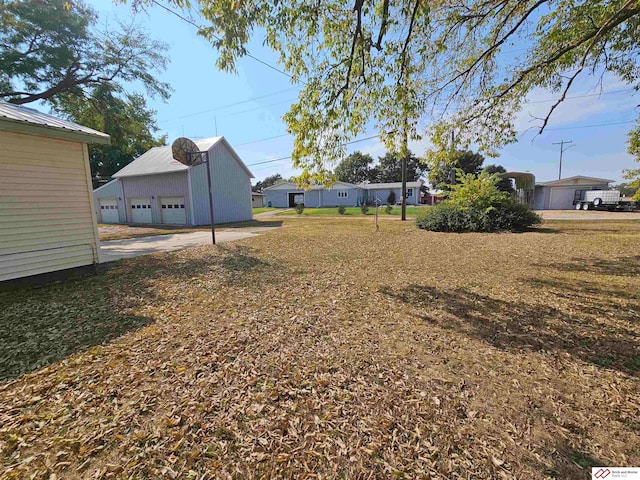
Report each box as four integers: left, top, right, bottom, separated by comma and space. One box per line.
416, 171, 541, 232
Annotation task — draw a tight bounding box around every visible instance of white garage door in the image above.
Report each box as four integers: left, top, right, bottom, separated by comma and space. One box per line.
160, 196, 187, 225
99, 198, 119, 223
130, 198, 152, 224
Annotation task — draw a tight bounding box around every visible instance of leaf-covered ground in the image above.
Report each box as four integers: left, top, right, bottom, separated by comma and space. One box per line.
1, 218, 639, 479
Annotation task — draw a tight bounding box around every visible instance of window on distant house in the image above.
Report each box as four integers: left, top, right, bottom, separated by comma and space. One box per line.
337, 190, 348, 198
406, 188, 414, 197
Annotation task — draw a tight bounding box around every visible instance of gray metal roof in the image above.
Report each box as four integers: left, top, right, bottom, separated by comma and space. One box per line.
113, 136, 254, 179
0, 101, 110, 144
360, 181, 423, 189
536, 175, 613, 187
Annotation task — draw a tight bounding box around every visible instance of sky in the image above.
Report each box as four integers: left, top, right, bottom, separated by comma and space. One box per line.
87, 0, 639, 186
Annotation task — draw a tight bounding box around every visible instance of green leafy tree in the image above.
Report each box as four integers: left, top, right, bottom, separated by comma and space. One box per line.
483, 165, 515, 193
52, 85, 166, 186
370, 151, 426, 183
429, 150, 484, 190
253, 173, 283, 192
161, 0, 640, 190
624, 123, 640, 201
448, 171, 507, 210
334, 151, 374, 184
0, 0, 170, 105
1, 0, 171, 183
613, 181, 638, 198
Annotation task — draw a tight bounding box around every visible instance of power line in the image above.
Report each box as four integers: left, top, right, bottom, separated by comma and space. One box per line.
523, 88, 635, 105
158, 88, 298, 123
235, 133, 291, 147
150, 0, 294, 81
245, 133, 384, 167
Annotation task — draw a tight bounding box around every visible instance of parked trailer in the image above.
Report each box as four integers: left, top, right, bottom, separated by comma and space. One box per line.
574, 190, 636, 211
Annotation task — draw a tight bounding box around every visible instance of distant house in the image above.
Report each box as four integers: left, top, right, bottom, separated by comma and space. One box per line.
0, 101, 109, 282
360, 181, 423, 206
93, 136, 253, 225
263, 180, 423, 207
533, 176, 613, 210
251, 192, 265, 208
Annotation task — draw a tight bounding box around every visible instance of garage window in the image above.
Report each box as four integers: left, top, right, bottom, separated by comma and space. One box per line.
406, 188, 414, 197
337, 190, 348, 198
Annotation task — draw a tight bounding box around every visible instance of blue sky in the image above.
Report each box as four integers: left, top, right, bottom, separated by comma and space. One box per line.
88, 0, 639, 185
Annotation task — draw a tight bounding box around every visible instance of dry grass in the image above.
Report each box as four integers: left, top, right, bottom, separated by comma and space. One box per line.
1, 218, 639, 479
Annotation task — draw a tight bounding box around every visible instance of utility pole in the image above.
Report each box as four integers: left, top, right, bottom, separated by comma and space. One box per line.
552, 140, 574, 180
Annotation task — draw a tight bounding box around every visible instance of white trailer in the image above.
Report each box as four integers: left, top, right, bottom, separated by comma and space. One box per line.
575, 190, 636, 211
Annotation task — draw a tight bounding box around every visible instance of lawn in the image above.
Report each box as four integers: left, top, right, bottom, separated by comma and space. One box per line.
1, 218, 639, 479
277, 205, 429, 216
252, 207, 278, 214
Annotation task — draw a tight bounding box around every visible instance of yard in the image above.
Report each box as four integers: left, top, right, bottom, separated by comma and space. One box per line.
277, 205, 429, 216
1, 218, 639, 479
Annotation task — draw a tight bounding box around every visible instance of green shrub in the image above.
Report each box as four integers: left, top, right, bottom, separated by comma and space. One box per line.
387, 191, 396, 205
338, 205, 346, 215
360, 202, 369, 214
415, 198, 541, 232
385, 204, 393, 214
295, 203, 305, 214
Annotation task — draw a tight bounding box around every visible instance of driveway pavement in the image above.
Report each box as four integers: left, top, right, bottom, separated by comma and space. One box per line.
99, 227, 277, 262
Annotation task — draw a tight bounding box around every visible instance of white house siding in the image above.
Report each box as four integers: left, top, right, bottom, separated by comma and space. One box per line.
0, 131, 99, 281
534, 181, 610, 210
120, 172, 189, 224
93, 179, 126, 223
190, 142, 252, 225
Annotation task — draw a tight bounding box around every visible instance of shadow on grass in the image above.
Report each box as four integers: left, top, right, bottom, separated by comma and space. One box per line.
544, 444, 605, 480
540, 255, 640, 277
218, 220, 283, 229
379, 284, 639, 376
0, 281, 154, 381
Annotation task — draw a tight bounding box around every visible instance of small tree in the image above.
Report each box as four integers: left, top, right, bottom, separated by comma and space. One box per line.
385, 204, 393, 214
387, 191, 396, 205
295, 203, 305, 214
338, 205, 346, 215
360, 202, 369, 214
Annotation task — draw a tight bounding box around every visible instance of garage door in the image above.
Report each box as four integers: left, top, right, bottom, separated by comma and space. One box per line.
549, 188, 578, 210
130, 198, 152, 224
99, 198, 119, 223
160, 196, 187, 225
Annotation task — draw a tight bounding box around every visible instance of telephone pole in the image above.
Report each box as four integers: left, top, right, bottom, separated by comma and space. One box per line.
552, 140, 574, 180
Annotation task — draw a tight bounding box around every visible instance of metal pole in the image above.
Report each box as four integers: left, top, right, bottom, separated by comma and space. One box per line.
401, 156, 407, 221
558, 148, 563, 180
204, 151, 216, 245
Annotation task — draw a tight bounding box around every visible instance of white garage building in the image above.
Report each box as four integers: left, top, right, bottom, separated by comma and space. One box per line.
93, 136, 254, 226
533, 176, 613, 210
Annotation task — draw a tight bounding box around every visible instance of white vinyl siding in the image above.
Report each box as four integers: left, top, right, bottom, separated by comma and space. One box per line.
0, 131, 99, 281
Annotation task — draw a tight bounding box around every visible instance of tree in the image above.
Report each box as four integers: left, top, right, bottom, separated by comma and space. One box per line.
429, 150, 484, 190
483, 165, 515, 193
370, 151, 427, 183
0, 0, 170, 105
52, 85, 166, 186
624, 122, 640, 201
159, 0, 640, 194
1, 0, 171, 182
253, 174, 283, 192
334, 151, 374, 183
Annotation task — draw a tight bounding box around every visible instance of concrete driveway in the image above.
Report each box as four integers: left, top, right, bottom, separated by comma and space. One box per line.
99, 227, 277, 262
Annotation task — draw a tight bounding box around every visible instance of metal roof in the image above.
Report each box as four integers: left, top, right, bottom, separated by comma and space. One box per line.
536, 175, 614, 187
360, 181, 423, 189
112, 136, 253, 178
0, 101, 110, 144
